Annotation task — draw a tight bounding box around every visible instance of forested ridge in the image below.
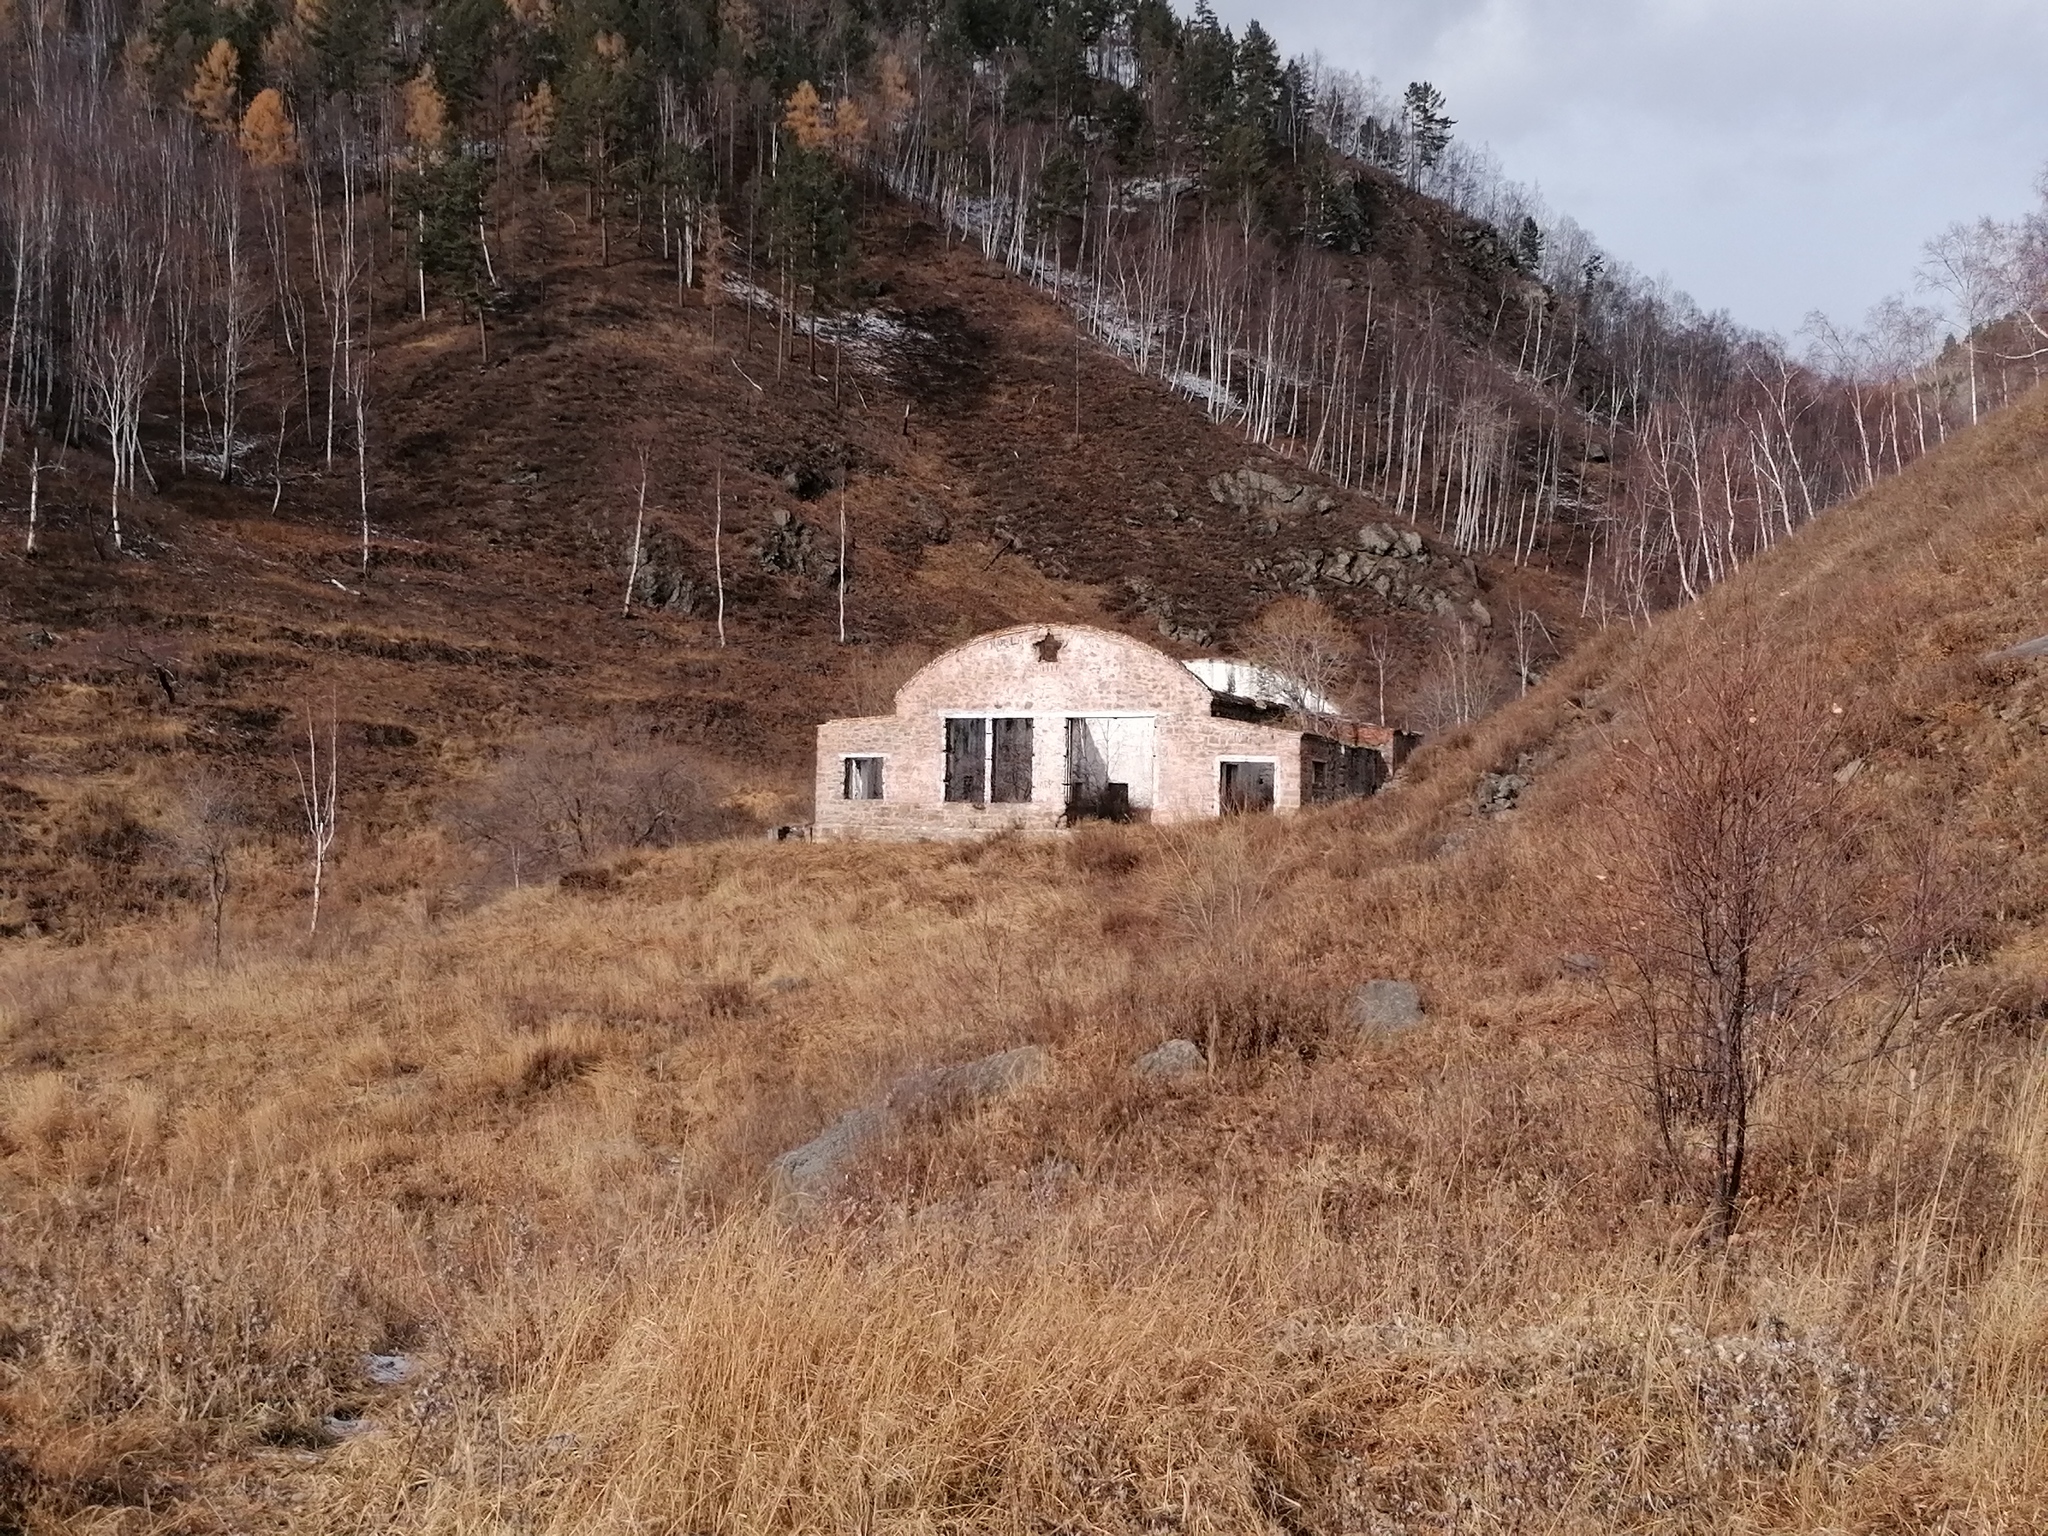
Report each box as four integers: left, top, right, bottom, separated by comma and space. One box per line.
3, 0, 2046, 616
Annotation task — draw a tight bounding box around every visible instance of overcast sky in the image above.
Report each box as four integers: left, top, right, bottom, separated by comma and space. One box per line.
1198, 0, 2048, 339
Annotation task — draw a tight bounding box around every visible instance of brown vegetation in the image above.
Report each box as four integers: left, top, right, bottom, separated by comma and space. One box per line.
2, 385, 2047, 1531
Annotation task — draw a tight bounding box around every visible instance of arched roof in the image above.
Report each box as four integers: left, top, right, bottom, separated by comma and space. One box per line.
893, 624, 1214, 717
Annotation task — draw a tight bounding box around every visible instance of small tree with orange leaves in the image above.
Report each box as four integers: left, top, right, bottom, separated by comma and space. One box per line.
238, 89, 299, 169
783, 80, 827, 150
186, 39, 240, 134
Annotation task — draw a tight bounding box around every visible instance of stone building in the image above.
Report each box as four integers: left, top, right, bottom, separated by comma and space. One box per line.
814, 623, 1411, 840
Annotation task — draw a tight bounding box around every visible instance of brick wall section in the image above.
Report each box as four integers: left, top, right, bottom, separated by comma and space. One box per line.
815, 624, 1325, 839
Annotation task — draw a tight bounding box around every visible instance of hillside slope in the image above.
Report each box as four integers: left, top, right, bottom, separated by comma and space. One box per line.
1, 360, 2043, 1534
0, 191, 1582, 937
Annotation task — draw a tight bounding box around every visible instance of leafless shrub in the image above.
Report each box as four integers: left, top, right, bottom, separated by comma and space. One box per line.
448, 715, 752, 889
1584, 623, 1968, 1242
169, 773, 242, 966
1409, 619, 1508, 732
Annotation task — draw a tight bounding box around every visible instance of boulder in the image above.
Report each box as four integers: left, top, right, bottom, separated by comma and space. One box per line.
769, 1104, 891, 1202
771, 1046, 1049, 1204
890, 1044, 1049, 1111
1208, 466, 1332, 518
1134, 1039, 1205, 1079
1356, 523, 1395, 555
1350, 980, 1425, 1036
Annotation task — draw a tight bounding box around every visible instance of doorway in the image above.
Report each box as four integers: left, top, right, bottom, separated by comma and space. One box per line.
1219, 759, 1275, 814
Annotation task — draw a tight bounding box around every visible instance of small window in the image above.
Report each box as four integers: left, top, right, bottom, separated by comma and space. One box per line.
1034, 632, 1063, 663
843, 756, 884, 800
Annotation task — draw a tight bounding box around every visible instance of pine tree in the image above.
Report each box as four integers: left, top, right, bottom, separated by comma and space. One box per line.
1401, 81, 1453, 190
186, 38, 240, 134
1515, 214, 1544, 273
1234, 20, 1281, 144
239, 88, 301, 168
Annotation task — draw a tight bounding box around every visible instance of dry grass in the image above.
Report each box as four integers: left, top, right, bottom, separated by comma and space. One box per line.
3, 393, 2048, 1532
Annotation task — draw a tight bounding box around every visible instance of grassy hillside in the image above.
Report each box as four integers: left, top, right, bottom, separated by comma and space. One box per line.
2, 372, 2045, 1530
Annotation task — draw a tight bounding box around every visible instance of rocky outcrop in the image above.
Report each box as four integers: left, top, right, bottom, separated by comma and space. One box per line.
1476, 771, 1528, 814
1208, 466, 1335, 530
1248, 522, 1484, 620
628, 529, 705, 612
753, 509, 845, 583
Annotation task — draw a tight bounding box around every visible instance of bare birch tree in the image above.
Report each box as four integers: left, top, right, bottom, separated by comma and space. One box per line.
292, 708, 340, 936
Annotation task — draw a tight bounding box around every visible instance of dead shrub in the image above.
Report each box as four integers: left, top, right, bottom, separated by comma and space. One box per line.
448, 716, 754, 890
492, 1027, 611, 1099
696, 978, 757, 1019
1064, 825, 1146, 877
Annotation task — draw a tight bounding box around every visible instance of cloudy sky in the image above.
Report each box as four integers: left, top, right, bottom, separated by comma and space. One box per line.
1200, 0, 2048, 338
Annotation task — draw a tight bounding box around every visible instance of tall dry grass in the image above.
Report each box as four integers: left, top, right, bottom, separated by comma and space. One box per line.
4, 389, 2048, 1532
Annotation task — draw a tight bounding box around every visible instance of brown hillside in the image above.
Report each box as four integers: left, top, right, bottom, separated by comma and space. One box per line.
0, 360, 2043, 1533
0, 193, 1581, 936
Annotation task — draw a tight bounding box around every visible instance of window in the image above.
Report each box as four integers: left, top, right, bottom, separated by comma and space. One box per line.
991, 717, 1033, 802
842, 756, 884, 800
943, 718, 986, 803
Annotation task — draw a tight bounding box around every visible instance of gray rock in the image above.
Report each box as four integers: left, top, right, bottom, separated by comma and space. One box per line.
1133, 1039, 1205, 1079
1561, 953, 1603, 977
890, 1044, 1049, 1111
362, 1353, 417, 1387
1350, 980, 1425, 1036
1357, 523, 1395, 555
1398, 529, 1424, 556
772, 1046, 1049, 1203
770, 1103, 891, 1201
1477, 771, 1529, 813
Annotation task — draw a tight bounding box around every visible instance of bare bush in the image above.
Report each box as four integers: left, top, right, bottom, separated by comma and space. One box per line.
1585, 627, 1963, 1242
449, 716, 751, 887
1409, 622, 1509, 732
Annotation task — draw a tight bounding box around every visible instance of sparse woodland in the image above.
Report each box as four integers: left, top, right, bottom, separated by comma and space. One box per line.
4, 0, 2046, 616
